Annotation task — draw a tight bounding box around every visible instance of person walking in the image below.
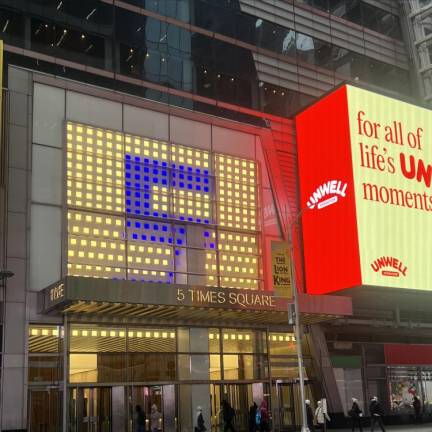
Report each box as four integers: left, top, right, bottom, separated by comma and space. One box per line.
248, 402, 258, 432
150, 404, 161, 432
195, 406, 207, 432
315, 400, 330, 429
222, 400, 236, 432
348, 398, 363, 432
135, 405, 146, 432
306, 400, 316, 432
369, 397, 386, 432
413, 395, 421, 423
258, 400, 270, 432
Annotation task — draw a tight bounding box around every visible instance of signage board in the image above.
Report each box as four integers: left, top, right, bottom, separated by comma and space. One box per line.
271, 241, 292, 298
296, 85, 432, 294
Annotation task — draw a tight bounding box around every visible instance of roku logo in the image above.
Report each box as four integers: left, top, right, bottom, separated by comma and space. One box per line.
371, 256, 407, 277
306, 180, 348, 209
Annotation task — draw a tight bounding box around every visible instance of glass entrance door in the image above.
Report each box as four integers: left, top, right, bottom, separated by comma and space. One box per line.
70, 387, 111, 432
29, 387, 62, 432
128, 385, 165, 432
276, 381, 315, 431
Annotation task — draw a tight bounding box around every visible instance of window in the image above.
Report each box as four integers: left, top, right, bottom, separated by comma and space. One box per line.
31, 18, 106, 69
28, 325, 64, 384
0, 8, 25, 46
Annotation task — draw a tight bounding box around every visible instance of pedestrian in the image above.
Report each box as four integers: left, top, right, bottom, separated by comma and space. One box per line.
348, 398, 363, 432
222, 400, 236, 432
315, 400, 330, 429
369, 397, 386, 432
413, 395, 421, 423
248, 402, 258, 432
306, 399, 316, 432
258, 400, 270, 432
150, 404, 161, 432
135, 405, 146, 432
195, 406, 207, 432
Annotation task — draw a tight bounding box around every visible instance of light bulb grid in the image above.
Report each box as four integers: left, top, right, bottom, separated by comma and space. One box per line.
66, 150, 124, 187
67, 179, 124, 212
29, 327, 62, 337
68, 211, 124, 240
215, 154, 258, 231
127, 242, 172, 270
214, 154, 256, 184
65, 122, 262, 287
67, 262, 126, 279
70, 328, 176, 339
69, 235, 125, 266
127, 268, 172, 283
204, 251, 218, 275
171, 144, 210, 170
125, 134, 169, 162
67, 122, 124, 160
125, 157, 213, 223
220, 276, 260, 290
269, 333, 296, 342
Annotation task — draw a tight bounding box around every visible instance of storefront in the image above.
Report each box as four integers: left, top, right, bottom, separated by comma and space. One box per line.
31, 278, 351, 432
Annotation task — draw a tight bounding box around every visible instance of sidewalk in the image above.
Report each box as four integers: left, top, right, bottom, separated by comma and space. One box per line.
328, 424, 432, 431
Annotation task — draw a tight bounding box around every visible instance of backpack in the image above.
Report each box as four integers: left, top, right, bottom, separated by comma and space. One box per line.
255, 409, 261, 426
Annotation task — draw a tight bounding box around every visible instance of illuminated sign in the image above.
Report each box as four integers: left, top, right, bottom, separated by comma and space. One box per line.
306, 180, 348, 210
271, 241, 291, 298
65, 122, 261, 290
50, 283, 64, 301
296, 85, 432, 294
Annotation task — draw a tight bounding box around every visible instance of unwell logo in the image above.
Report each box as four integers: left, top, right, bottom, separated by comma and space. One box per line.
371, 256, 407, 278
306, 180, 348, 210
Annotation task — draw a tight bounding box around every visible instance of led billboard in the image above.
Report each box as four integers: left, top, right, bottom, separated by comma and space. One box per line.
66, 122, 261, 290
296, 85, 432, 294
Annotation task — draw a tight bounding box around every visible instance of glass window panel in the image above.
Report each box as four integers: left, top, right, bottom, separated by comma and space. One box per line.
268, 333, 297, 355
69, 325, 126, 352
330, 0, 362, 25
28, 325, 63, 353
210, 354, 222, 380
128, 353, 176, 381
223, 354, 262, 380
28, 355, 63, 382
31, 18, 106, 69
128, 328, 176, 352
0, 8, 25, 47
71, 353, 126, 383
222, 330, 254, 353
208, 329, 221, 353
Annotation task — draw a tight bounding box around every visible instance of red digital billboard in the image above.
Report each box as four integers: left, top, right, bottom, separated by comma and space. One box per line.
296, 84, 432, 294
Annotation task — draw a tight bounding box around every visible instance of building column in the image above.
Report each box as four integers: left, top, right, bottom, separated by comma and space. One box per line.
0, 67, 32, 431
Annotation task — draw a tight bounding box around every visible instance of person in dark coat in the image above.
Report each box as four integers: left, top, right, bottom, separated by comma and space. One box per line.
369, 397, 386, 432
349, 398, 363, 432
222, 400, 236, 432
135, 405, 146, 432
248, 402, 258, 432
306, 399, 316, 432
258, 400, 270, 432
413, 395, 421, 423
195, 406, 206, 432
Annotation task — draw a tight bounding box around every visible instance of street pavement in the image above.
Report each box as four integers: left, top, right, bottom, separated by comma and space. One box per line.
328, 424, 432, 431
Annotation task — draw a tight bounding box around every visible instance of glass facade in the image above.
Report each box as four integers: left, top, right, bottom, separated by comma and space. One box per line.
66, 122, 261, 289
27, 324, 316, 431
0, 0, 411, 120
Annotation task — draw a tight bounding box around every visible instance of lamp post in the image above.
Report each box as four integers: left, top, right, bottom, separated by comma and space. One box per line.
287, 211, 309, 432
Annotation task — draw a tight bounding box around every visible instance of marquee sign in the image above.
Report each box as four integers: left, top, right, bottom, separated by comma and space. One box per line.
296, 85, 432, 294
